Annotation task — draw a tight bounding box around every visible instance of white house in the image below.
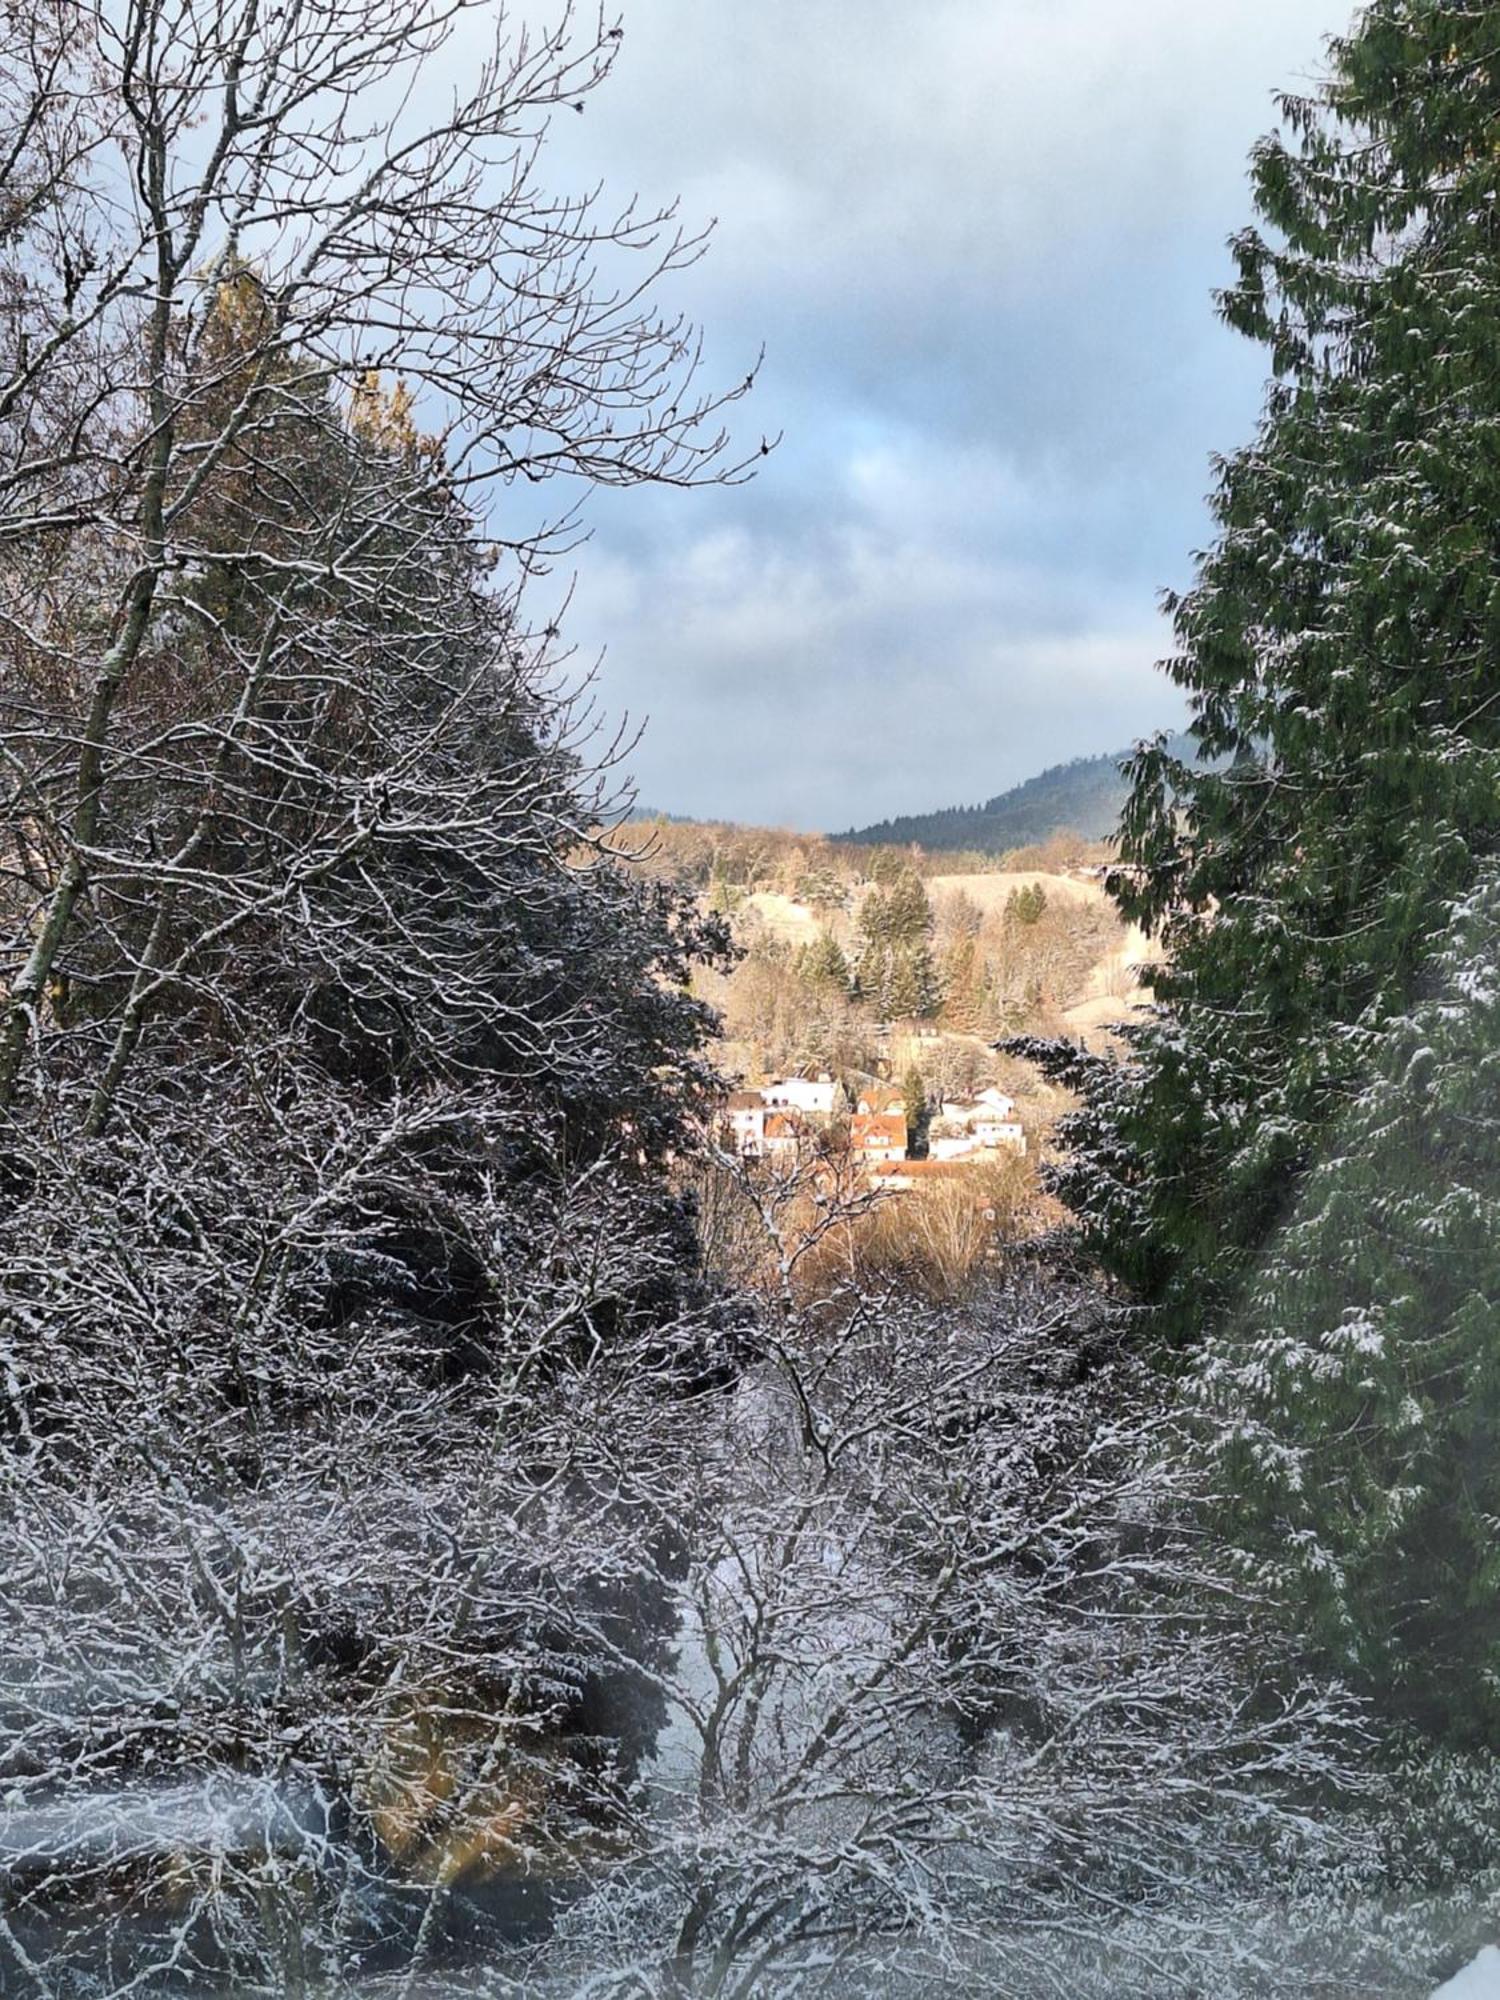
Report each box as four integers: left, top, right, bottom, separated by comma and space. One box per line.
933, 1089, 1026, 1158
941, 1087, 1017, 1125
763, 1073, 838, 1118
723, 1090, 767, 1156
975, 1118, 1026, 1155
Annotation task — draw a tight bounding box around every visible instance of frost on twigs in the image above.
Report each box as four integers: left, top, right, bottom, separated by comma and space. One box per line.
538, 1270, 1380, 1998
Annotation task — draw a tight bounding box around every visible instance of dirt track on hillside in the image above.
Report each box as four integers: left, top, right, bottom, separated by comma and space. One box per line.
1060, 920, 1153, 1043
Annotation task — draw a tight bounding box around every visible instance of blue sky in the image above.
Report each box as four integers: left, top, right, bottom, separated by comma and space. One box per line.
534, 1, 1357, 830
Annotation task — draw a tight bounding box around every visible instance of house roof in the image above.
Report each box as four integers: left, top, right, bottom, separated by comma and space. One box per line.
726, 1090, 765, 1111
763, 1112, 807, 1141
869, 1159, 968, 1181
850, 1112, 907, 1150
856, 1084, 905, 1114
944, 1091, 1016, 1120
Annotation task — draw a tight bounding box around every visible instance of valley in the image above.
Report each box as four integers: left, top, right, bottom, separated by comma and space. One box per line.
608, 812, 1150, 1280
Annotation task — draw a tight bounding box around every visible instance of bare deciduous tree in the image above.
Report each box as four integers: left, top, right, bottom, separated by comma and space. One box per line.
0, 4, 749, 1990
526, 1258, 1385, 2000
0, 0, 752, 1117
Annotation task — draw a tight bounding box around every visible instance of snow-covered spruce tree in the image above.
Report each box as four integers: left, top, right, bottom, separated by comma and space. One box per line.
853, 870, 941, 1023
1193, 866, 1500, 1747
1027, 3, 1500, 1340
0, 3, 749, 1989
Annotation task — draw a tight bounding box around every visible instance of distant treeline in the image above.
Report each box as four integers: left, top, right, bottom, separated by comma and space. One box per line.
599, 817, 1108, 894
834, 733, 1202, 853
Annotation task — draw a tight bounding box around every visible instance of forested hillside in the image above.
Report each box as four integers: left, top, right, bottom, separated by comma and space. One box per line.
834, 732, 1200, 852
604, 812, 1137, 1092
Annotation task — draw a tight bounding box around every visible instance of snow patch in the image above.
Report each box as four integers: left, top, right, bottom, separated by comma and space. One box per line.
1434, 1947, 1500, 1999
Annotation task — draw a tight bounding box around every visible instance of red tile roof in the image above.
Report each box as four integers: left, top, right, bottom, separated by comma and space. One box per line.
850, 1112, 907, 1153
869, 1158, 967, 1181
856, 1083, 905, 1114
763, 1112, 805, 1141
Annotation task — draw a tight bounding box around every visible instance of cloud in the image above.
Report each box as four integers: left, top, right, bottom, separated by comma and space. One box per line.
566, 425, 1179, 828
512, 0, 1357, 827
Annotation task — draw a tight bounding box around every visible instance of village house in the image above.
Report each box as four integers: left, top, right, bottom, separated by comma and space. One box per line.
762, 1071, 838, 1119
849, 1111, 907, 1168
939, 1086, 1016, 1125
928, 1127, 983, 1163
720, 1074, 837, 1159
855, 1083, 906, 1118
937, 1085, 1027, 1156
761, 1112, 808, 1163
723, 1089, 768, 1156
975, 1117, 1026, 1155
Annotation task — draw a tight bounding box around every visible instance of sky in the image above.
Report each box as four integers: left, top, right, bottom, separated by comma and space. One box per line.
529, 1, 1358, 832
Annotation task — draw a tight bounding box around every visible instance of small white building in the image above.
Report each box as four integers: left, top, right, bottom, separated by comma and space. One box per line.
723, 1090, 767, 1156
933, 1090, 1026, 1158
975, 1119, 1027, 1156
929, 1132, 981, 1163
940, 1086, 1017, 1125
763, 1073, 838, 1118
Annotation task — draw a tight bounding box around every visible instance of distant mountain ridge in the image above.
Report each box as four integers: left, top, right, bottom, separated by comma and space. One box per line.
833, 734, 1199, 853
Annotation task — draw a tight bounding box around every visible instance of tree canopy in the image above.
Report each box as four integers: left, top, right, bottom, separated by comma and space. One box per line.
1040, 0, 1500, 1339
0, 5, 743, 1985
1194, 866, 1500, 1744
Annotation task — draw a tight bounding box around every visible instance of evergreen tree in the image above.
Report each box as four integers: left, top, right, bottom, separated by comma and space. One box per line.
885, 950, 920, 1022
1006, 882, 1048, 928
940, 934, 985, 1032
799, 931, 852, 995
852, 938, 889, 1014
855, 870, 940, 1021
1194, 868, 1500, 1743
885, 867, 935, 947
866, 846, 910, 888
1040, 3, 1500, 1336
883, 942, 941, 1022
856, 889, 890, 948
797, 866, 848, 918
901, 1064, 929, 1154
909, 938, 944, 1020
854, 888, 895, 1014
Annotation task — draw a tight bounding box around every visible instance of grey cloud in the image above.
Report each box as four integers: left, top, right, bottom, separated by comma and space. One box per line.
566, 454, 1181, 827
507, 1, 1357, 828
